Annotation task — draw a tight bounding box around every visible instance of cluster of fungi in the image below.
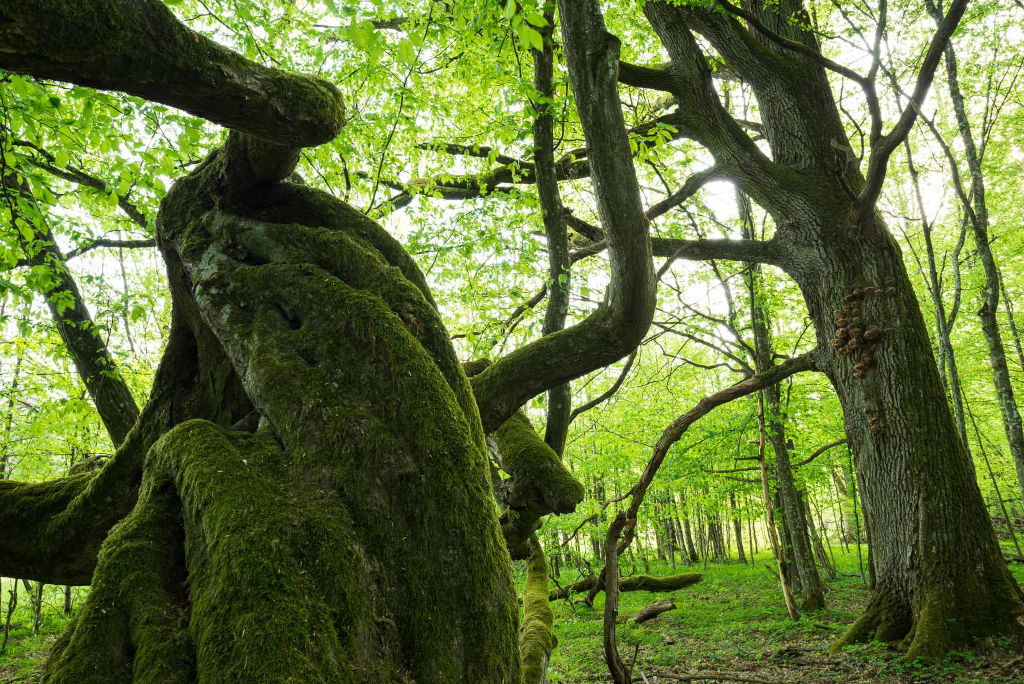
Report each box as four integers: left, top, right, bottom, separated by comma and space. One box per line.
831, 279, 896, 434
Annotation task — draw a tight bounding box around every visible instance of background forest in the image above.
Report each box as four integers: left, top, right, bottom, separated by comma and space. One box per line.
1, 0, 1024, 681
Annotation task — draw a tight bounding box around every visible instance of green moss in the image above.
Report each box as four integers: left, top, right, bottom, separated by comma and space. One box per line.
493, 411, 586, 515
3, 0, 344, 147
520, 537, 556, 684
490, 410, 585, 559
550, 572, 702, 601
147, 149, 522, 680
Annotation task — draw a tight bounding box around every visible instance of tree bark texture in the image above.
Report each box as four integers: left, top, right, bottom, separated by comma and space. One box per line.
643, 0, 1022, 657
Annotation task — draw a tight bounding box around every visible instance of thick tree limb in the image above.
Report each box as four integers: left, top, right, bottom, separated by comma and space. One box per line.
712, 0, 865, 86
641, 3, 823, 218
618, 61, 681, 92
568, 212, 782, 265
464, 360, 584, 559
471, 1, 656, 433
0, 311, 247, 584
0, 0, 344, 148
630, 598, 677, 624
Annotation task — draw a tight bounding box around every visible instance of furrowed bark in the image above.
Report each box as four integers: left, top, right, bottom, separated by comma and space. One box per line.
645, 0, 1022, 658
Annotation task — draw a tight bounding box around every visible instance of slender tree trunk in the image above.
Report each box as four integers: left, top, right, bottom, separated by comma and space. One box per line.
8, 209, 140, 447
926, 0, 1024, 505
731, 492, 747, 563
756, 389, 800, 621
0, 580, 16, 654
743, 191, 825, 610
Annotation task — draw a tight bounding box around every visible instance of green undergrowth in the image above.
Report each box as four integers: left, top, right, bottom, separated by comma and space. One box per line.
6, 547, 1024, 681
524, 546, 1024, 683
0, 582, 83, 681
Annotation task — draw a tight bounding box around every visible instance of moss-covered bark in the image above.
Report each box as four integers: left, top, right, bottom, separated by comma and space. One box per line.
466, 362, 584, 559
549, 572, 702, 602
520, 536, 556, 684
38, 137, 522, 680
0, 308, 246, 585
0, 0, 344, 147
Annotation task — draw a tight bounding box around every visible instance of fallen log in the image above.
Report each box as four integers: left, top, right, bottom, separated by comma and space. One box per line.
549, 572, 701, 601
630, 598, 677, 624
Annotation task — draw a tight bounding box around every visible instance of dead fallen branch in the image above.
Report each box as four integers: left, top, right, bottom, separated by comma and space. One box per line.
550, 572, 701, 601
629, 598, 677, 624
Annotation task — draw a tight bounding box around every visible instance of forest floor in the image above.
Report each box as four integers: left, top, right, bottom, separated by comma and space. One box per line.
2, 548, 1024, 682
541, 546, 1024, 683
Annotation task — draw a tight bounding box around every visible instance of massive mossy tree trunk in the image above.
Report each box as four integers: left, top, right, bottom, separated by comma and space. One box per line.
0, 0, 657, 679
33, 129, 524, 680
637, 0, 1023, 659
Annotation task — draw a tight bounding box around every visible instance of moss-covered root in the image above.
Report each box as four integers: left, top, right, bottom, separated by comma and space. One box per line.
520, 536, 557, 684
831, 578, 1024, 661
549, 572, 702, 602
42, 475, 190, 684
44, 420, 384, 682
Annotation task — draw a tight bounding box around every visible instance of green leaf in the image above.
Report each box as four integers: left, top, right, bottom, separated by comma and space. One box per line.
524, 12, 549, 27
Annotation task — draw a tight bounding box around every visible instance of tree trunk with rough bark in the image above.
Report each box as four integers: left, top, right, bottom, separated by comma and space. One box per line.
642, 0, 1022, 658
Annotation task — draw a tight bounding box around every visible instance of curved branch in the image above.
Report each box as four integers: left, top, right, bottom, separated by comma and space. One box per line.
579, 349, 820, 605
568, 350, 637, 424
471, 1, 656, 433
712, 0, 867, 86
792, 438, 848, 468
0, 0, 344, 148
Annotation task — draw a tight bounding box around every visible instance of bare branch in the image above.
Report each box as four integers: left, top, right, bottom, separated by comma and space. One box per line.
791, 438, 848, 468
857, 0, 970, 216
